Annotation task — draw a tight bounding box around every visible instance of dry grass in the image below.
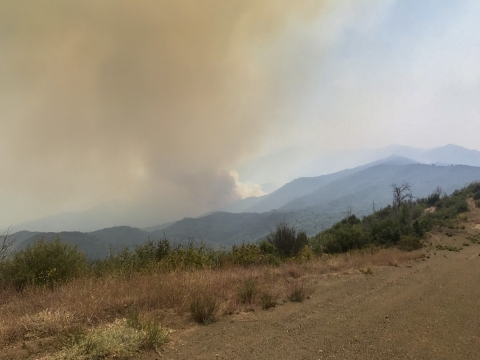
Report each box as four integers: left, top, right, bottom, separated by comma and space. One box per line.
38, 318, 168, 360
20, 309, 76, 339
189, 292, 218, 325
0, 248, 421, 358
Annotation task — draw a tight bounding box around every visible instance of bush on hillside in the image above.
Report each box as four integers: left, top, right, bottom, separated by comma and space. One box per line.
226, 242, 280, 266
259, 240, 276, 255
0, 238, 87, 291
398, 234, 423, 251
159, 242, 220, 271
435, 196, 469, 220
322, 224, 366, 254
135, 238, 171, 266
466, 182, 480, 194
370, 217, 401, 245
265, 222, 308, 257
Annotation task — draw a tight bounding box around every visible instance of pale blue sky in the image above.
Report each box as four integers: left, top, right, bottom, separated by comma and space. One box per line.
259, 0, 480, 156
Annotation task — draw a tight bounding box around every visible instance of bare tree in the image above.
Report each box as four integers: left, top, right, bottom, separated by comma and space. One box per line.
0, 228, 16, 262
345, 206, 353, 219
433, 185, 445, 199
392, 182, 413, 214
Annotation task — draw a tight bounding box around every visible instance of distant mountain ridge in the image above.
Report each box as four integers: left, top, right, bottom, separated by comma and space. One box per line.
299, 144, 480, 178
221, 155, 418, 214
13, 226, 153, 260
11, 158, 480, 257
9, 145, 480, 255
152, 161, 480, 246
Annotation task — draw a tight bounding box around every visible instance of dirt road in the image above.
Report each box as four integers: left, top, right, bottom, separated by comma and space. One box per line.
161, 222, 480, 359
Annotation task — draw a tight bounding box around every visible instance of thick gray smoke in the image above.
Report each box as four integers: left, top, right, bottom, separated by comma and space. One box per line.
0, 0, 335, 228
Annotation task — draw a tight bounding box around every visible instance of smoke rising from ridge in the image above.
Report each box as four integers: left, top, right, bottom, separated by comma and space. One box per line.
0, 0, 338, 228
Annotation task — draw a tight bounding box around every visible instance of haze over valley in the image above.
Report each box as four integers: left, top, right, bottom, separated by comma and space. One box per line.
11, 146, 480, 256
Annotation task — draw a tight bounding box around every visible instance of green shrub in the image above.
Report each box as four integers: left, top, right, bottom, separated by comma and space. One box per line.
1, 238, 87, 290
436, 196, 469, 218
308, 233, 327, 255
370, 218, 401, 245
412, 217, 432, 237
398, 235, 422, 251
259, 240, 276, 255
410, 206, 423, 220
295, 245, 314, 261
265, 222, 308, 257
322, 223, 366, 254
160, 242, 220, 271
91, 240, 220, 276
134, 238, 170, 266
419, 187, 444, 206
91, 247, 138, 278
228, 243, 264, 266
436, 244, 461, 252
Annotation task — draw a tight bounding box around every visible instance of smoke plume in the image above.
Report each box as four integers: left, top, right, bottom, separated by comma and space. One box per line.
0, 0, 332, 228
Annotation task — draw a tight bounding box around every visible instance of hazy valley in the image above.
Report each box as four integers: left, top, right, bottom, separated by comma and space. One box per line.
10, 145, 480, 258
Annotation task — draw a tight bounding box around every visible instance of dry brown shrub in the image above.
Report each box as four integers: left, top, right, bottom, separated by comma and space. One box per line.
21, 309, 75, 339
0, 247, 422, 352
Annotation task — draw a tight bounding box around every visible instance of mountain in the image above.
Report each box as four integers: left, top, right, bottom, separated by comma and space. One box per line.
425, 144, 480, 166
222, 156, 417, 214
90, 226, 152, 249
11, 231, 41, 247
149, 212, 290, 247
10, 199, 138, 233
9, 144, 479, 233
280, 163, 480, 213
10, 155, 480, 255
141, 221, 177, 233
15, 232, 110, 260
12, 226, 156, 260
299, 144, 480, 178
155, 162, 480, 246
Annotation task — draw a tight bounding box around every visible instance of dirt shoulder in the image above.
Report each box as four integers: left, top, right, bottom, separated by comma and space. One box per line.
160, 220, 480, 359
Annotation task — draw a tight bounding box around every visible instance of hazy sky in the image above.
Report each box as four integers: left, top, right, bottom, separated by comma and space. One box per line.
1, 0, 479, 229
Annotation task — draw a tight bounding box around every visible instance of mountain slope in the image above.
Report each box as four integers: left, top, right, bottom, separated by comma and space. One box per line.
8, 145, 479, 233
16, 232, 110, 260
90, 226, 151, 249
222, 156, 417, 213
150, 212, 290, 247
156, 163, 480, 246
280, 164, 480, 212
296, 144, 480, 179
13, 226, 156, 260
